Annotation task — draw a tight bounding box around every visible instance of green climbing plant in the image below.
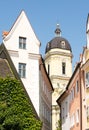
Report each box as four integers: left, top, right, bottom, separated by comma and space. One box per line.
0, 77, 42, 130
56, 120, 62, 130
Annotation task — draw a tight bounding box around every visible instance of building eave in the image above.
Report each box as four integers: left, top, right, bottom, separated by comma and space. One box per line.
66, 62, 81, 89
39, 55, 54, 92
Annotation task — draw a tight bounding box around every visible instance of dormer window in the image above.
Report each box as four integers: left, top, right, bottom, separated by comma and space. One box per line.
47, 43, 50, 48
61, 41, 65, 48
19, 37, 26, 49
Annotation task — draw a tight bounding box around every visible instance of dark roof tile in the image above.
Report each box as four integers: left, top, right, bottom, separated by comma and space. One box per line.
0, 58, 14, 78
45, 36, 72, 53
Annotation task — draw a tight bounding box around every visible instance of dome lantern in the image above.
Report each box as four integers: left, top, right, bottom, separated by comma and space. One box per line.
45, 25, 72, 53
55, 24, 61, 37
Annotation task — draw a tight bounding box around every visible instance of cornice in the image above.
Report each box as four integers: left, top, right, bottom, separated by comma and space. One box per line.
50, 75, 70, 81
28, 53, 41, 60
8, 50, 19, 57
44, 50, 72, 60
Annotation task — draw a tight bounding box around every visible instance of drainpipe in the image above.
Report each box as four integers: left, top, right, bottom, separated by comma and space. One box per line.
59, 104, 62, 130
79, 63, 82, 130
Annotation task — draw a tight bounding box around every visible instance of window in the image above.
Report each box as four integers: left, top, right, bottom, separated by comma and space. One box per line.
70, 114, 75, 128
76, 80, 79, 93
72, 88, 75, 100
86, 72, 89, 88
61, 41, 65, 48
76, 109, 79, 123
47, 43, 50, 48
48, 64, 50, 75
70, 92, 72, 102
18, 63, 26, 78
62, 108, 64, 120
86, 106, 89, 119
72, 114, 75, 127
62, 62, 66, 75
70, 88, 74, 102
65, 102, 68, 117
19, 37, 26, 49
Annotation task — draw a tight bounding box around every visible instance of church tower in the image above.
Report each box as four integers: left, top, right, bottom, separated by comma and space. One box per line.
44, 24, 73, 130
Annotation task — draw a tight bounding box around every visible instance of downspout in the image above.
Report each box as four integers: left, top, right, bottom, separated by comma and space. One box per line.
59, 103, 62, 130
79, 63, 82, 130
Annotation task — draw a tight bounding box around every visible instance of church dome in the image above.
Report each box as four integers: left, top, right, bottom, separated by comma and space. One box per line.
45, 24, 72, 53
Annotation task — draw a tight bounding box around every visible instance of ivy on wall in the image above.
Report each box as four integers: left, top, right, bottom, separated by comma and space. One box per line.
0, 77, 42, 130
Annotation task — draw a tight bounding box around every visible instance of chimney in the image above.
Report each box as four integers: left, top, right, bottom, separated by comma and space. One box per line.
2, 31, 9, 39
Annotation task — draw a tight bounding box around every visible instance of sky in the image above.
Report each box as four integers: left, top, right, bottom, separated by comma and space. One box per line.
0, 0, 89, 68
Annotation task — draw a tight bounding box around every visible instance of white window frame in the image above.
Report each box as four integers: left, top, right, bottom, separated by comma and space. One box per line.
70, 113, 75, 128
86, 72, 89, 88
18, 63, 26, 78
76, 109, 79, 123
19, 36, 26, 49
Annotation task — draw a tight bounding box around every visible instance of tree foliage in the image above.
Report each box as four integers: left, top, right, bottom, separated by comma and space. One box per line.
0, 77, 42, 130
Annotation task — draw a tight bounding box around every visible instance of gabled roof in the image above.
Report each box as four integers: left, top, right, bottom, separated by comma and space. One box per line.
0, 43, 40, 120
3, 10, 41, 46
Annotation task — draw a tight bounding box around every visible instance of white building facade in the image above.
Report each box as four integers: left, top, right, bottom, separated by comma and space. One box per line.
61, 95, 70, 130
3, 11, 53, 130
3, 10, 40, 115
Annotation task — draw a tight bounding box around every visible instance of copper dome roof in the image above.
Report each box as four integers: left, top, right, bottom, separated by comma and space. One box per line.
45, 24, 72, 53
